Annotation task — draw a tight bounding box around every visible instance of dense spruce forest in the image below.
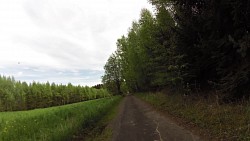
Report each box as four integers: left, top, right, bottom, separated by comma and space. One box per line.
102, 0, 250, 102
0, 75, 109, 111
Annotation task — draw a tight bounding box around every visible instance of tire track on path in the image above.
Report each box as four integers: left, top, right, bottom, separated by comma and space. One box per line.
112, 95, 202, 141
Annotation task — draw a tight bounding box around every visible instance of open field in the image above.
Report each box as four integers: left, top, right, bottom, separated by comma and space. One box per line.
0, 96, 121, 141
137, 93, 250, 141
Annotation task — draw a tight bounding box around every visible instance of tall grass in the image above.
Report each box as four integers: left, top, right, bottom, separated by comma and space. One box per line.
0, 96, 121, 141
75, 95, 122, 141
137, 93, 250, 141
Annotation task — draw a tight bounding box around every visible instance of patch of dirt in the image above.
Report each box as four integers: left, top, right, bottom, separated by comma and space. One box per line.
111, 95, 202, 141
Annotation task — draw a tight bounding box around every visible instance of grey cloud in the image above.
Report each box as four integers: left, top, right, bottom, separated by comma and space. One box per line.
1, 66, 103, 86
24, 0, 110, 35
24, 0, 87, 33
22, 0, 113, 71
17, 35, 98, 69
0, 0, 153, 86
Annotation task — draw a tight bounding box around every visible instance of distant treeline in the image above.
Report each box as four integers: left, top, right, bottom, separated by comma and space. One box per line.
0, 75, 110, 111
102, 0, 250, 101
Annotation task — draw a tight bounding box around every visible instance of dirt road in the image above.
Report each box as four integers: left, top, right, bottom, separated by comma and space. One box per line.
111, 95, 202, 141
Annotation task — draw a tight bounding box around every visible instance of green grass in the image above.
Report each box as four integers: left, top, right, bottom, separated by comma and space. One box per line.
0, 96, 121, 141
82, 96, 122, 141
136, 92, 250, 141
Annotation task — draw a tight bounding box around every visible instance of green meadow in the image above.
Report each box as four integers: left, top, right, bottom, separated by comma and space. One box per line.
0, 96, 121, 141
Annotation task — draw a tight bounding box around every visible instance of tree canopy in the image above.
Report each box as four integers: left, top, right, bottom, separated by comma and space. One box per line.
0, 75, 110, 111
102, 0, 250, 101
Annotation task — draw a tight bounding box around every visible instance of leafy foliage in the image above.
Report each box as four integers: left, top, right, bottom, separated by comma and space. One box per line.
102, 53, 123, 95
103, 0, 250, 100
0, 75, 110, 111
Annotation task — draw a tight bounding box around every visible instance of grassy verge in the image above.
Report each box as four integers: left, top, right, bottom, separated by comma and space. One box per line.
85, 97, 122, 141
0, 96, 121, 141
136, 92, 250, 141
73, 96, 123, 141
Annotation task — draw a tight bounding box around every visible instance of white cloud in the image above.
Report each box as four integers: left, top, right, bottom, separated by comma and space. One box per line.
0, 0, 153, 85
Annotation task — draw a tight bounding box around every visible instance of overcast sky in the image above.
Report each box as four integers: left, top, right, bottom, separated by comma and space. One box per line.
0, 0, 153, 86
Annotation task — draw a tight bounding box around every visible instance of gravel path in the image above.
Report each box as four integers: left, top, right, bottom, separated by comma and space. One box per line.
111, 95, 202, 141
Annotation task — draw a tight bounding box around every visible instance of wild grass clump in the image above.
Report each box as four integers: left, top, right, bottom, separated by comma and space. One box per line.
0, 96, 121, 141
78, 96, 122, 141
137, 93, 250, 141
